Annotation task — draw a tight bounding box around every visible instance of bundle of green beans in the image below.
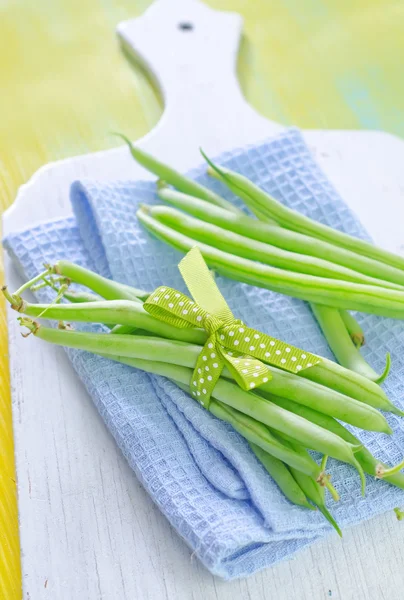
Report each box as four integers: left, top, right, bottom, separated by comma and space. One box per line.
4, 262, 404, 536
117, 138, 401, 382
137, 203, 404, 316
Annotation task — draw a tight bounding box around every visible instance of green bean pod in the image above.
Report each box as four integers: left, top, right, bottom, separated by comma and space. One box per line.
288, 467, 342, 536
208, 401, 321, 478
149, 204, 403, 290
211, 379, 363, 466
258, 366, 392, 432
311, 304, 390, 383
339, 310, 365, 348
158, 187, 404, 288
53, 261, 149, 302
110, 324, 139, 335
63, 290, 102, 303
205, 159, 404, 273
20, 322, 363, 469
300, 357, 401, 414
271, 434, 342, 534
18, 299, 207, 345
117, 134, 239, 214
173, 377, 323, 478
137, 208, 404, 318
248, 443, 315, 509
275, 429, 364, 496
263, 393, 404, 490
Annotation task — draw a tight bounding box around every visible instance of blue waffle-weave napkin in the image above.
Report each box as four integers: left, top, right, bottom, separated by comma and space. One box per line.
4, 129, 404, 580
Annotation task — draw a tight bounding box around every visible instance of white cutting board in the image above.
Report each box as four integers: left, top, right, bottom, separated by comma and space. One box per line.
4, 1, 404, 598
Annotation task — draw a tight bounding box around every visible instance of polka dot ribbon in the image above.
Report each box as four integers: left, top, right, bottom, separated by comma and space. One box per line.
143, 247, 321, 408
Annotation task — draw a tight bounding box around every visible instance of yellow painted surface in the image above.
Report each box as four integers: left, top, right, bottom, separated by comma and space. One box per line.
1, 1, 404, 597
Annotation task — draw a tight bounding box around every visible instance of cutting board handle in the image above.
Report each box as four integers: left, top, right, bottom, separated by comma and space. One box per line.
117, 0, 282, 158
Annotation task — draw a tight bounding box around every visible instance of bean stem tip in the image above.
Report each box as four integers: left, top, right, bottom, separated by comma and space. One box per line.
376, 459, 404, 479
2, 286, 26, 312
394, 507, 404, 521
18, 317, 40, 337
374, 353, 391, 385
317, 471, 340, 502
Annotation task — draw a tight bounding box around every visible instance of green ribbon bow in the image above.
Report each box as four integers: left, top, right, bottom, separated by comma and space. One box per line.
144, 247, 320, 408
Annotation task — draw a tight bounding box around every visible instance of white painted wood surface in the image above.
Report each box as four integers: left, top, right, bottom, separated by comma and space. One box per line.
4, 1, 404, 598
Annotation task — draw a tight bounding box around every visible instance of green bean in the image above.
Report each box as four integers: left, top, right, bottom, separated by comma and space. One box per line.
147, 204, 403, 290
155, 163, 389, 409
9, 266, 397, 414
210, 382, 362, 466
339, 310, 365, 348
262, 370, 393, 432
273, 435, 342, 500
289, 466, 342, 536
311, 304, 391, 383
262, 393, 404, 490
253, 199, 385, 388
209, 402, 323, 477
300, 357, 400, 414
117, 134, 239, 214
375, 459, 404, 479
205, 158, 404, 273
63, 290, 102, 303
127, 153, 401, 392
218, 260, 403, 396
158, 187, 404, 288
144, 363, 339, 480
13, 268, 52, 296
270, 434, 342, 534
109, 324, 138, 335
248, 443, 315, 509
26, 274, 102, 306
259, 366, 391, 432
17, 299, 207, 345
52, 261, 149, 302
19, 320, 363, 469
32, 271, 106, 304
137, 207, 404, 318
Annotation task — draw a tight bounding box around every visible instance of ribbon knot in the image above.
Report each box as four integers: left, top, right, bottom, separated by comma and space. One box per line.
144, 247, 320, 408
202, 314, 224, 336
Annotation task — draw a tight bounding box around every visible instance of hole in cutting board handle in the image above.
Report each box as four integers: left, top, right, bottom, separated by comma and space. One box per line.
178, 22, 194, 31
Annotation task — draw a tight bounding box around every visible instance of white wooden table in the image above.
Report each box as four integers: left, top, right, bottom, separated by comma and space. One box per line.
4, 1, 404, 598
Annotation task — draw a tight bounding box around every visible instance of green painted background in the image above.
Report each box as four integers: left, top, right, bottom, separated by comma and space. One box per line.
1, 1, 403, 596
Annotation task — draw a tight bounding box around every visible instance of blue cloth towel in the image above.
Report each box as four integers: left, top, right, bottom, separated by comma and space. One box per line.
4, 129, 404, 580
